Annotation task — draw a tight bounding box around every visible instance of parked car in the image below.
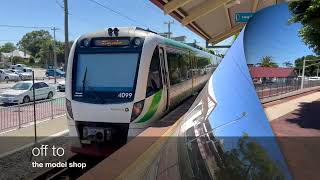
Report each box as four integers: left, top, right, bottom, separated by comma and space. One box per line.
45, 69, 65, 77
0, 69, 20, 81
0, 81, 56, 104
9, 69, 32, 80
308, 76, 320, 81
9, 64, 26, 70
22, 67, 33, 72
57, 80, 65, 92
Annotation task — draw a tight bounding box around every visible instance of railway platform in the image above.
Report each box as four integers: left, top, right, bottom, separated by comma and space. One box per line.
265, 90, 320, 180
0, 115, 68, 158
79, 90, 320, 180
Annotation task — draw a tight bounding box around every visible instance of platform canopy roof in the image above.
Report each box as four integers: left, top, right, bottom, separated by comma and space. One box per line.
150, 0, 289, 45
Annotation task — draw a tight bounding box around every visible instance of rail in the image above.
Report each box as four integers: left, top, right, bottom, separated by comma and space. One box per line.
0, 97, 65, 132
255, 79, 320, 99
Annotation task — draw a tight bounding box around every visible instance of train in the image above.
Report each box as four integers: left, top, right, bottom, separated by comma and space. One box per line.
65, 27, 221, 155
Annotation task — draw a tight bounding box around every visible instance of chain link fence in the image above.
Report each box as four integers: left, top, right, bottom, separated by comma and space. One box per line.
254, 79, 320, 99
0, 97, 65, 132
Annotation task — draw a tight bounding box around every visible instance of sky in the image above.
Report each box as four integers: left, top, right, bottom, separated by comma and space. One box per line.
244, 3, 315, 66
0, 0, 232, 54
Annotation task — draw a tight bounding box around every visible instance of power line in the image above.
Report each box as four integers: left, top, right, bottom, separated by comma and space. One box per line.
87, 0, 148, 28
0, 40, 19, 42
0, 24, 54, 29
55, 0, 64, 9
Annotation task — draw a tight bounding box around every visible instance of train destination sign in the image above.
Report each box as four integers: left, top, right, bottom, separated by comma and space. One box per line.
93, 38, 130, 47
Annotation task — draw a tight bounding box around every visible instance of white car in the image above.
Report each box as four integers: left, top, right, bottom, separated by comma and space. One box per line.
308, 77, 320, 81
0, 69, 20, 81
9, 69, 32, 80
9, 64, 26, 70
0, 81, 56, 104
57, 80, 65, 92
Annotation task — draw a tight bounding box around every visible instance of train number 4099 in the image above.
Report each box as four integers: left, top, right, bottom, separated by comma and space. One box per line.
118, 92, 133, 98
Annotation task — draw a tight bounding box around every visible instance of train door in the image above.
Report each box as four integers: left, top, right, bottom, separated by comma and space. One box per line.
159, 46, 170, 112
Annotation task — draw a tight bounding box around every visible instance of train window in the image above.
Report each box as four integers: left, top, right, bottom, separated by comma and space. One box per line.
167, 49, 190, 85
146, 47, 162, 97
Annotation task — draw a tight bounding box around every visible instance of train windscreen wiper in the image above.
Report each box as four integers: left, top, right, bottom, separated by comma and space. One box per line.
82, 66, 88, 94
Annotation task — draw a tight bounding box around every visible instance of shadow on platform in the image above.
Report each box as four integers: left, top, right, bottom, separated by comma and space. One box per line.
286, 100, 320, 130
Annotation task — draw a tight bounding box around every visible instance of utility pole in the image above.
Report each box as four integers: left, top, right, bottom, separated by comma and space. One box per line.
164, 20, 174, 38
52, 27, 59, 84
64, 0, 69, 72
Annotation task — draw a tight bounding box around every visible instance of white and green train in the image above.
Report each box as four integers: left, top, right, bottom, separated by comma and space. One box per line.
65, 27, 221, 155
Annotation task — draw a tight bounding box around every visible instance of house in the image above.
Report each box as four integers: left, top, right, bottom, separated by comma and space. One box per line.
249, 67, 297, 84
0, 50, 31, 64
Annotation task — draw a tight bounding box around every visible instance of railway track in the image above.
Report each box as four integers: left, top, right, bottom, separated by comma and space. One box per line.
34, 154, 104, 180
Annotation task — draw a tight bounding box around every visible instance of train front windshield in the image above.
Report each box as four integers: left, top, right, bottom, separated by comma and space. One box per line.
73, 53, 139, 104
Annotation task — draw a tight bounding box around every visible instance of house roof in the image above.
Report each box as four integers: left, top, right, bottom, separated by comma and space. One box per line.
149, 0, 288, 45
1, 50, 30, 59
249, 67, 296, 78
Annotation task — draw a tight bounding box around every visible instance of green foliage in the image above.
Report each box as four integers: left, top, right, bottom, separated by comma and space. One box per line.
0, 42, 16, 53
294, 55, 320, 76
217, 134, 285, 180
257, 56, 278, 67
283, 61, 293, 67
11, 56, 24, 64
29, 56, 35, 64
16, 30, 68, 67
18, 30, 52, 57
289, 1, 320, 55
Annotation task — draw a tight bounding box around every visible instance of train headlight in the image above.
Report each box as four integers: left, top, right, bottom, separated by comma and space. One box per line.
131, 100, 144, 122
83, 39, 90, 47
133, 37, 142, 46
113, 28, 119, 36
108, 28, 113, 36
66, 99, 73, 119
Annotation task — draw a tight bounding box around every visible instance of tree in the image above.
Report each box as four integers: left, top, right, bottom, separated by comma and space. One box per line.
294, 55, 320, 76
0, 42, 16, 53
257, 56, 278, 67
18, 30, 52, 57
216, 134, 285, 180
283, 61, 293, 67
289, 1, 320, 55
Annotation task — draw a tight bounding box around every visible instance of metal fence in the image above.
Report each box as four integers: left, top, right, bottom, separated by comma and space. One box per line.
0, 97, 66, 132
254, 79, 320, 99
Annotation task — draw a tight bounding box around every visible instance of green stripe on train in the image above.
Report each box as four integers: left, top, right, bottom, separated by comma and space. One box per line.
136, 90, 162, 123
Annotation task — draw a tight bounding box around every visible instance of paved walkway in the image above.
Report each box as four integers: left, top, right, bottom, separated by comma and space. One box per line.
0, 115, 68, 158
265, 91, 320, 180
264, 91, 320, 121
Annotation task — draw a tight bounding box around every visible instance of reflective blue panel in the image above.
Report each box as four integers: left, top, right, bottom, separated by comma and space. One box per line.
178, 28, 292, 180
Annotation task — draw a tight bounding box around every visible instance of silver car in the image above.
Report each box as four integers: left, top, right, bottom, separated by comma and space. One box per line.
0, 69, 20, 81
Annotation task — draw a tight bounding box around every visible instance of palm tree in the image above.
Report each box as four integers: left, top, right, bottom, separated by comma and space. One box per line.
283, 61, 293, 67
257, 56, 278, 67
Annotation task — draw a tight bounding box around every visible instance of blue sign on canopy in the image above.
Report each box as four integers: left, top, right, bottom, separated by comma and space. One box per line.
235, 12, 254, 23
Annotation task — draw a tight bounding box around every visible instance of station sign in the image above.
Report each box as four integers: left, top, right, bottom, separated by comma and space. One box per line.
235, 13, 254, 23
